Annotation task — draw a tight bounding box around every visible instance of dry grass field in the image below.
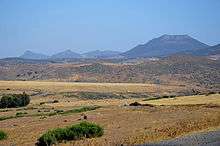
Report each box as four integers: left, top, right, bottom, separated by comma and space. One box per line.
143, 94, 220, 106
0, 81, 187, 94
0, 81, 220, 146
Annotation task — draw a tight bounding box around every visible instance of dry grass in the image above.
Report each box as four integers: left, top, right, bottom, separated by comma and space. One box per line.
143, 94, 220, 105
1, 104, 220, 146
0, 80, 186, 94
0, 81, 220, 146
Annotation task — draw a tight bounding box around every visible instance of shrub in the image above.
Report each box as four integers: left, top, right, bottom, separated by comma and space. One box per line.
0, 92, 30, 108
36, 122, 103, 146
129, 102, 142, 106
129, 102, 154, 107
0, 130, 7, 140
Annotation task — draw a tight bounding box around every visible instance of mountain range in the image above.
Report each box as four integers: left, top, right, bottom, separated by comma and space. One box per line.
19, 50, 122, 60
18, 35, 220, 60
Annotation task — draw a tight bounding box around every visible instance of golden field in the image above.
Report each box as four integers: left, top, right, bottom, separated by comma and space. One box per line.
0, 80, 187, 94
143, 94, 220, 105
0, 81, 219, 146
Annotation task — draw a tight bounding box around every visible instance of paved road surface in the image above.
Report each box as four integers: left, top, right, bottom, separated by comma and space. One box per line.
137, 130, 220, 146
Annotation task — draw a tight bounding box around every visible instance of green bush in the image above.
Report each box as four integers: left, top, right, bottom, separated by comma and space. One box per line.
0, 130, 7, 140
36, 122, 103, 146
0, 92, 30, 108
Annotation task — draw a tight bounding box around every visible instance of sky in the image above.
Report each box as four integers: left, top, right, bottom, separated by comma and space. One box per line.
0, 0, 220, 58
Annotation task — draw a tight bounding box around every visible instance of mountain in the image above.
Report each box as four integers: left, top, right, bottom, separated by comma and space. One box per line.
82, 50, 122, 59
122, 34, 209, 58
50, 50, 82, 59
180, 44, 220, 56
19, 50, 49, 60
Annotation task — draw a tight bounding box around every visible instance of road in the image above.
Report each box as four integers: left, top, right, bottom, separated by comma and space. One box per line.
137, 130, 220, 146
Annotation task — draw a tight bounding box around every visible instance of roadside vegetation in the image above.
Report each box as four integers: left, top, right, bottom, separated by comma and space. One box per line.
0, 92, 30, 108
36, 122, 103, 146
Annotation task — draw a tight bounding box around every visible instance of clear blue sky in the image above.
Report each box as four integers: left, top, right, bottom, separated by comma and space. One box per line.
0, 0, 220, 58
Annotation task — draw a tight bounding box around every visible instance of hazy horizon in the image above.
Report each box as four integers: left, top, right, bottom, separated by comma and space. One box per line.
1, 0, 220, 58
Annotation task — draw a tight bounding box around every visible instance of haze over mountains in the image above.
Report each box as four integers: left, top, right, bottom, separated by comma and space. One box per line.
19, 50, 122, 60
18, 35, 220, 60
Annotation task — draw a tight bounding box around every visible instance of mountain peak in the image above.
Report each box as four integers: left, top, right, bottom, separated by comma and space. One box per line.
159, 34, 192, 41
123, 34, 209, 58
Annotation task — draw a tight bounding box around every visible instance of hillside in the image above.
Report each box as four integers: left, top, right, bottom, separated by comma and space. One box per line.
0, 55, 219, 92
122, 35, 209, 58
180, 44, 220, 56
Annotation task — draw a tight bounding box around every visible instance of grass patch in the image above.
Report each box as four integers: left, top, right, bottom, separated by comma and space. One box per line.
61, 106, 100, 115
16, 112, 28, 117
36, 122, 103, 146
62, 91, 150, 99
0, 130, 7, 140
0, 106, 101, 121
62, 91, 125, 99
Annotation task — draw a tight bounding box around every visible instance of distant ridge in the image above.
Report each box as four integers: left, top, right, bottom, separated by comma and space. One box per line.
18, 35, 218, 60
20, 50, 49, 60
122, 34, 209, 58
82, 50, 122, 59
50, 49, 82, 59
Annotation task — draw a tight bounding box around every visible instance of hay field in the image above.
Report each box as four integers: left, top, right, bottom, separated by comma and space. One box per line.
143, 94, 220, 105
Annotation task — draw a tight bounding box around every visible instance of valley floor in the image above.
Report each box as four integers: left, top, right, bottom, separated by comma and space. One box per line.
0, 81, 219, 146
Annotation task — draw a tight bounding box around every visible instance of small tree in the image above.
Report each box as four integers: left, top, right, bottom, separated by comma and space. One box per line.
0, 92, 30, 108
